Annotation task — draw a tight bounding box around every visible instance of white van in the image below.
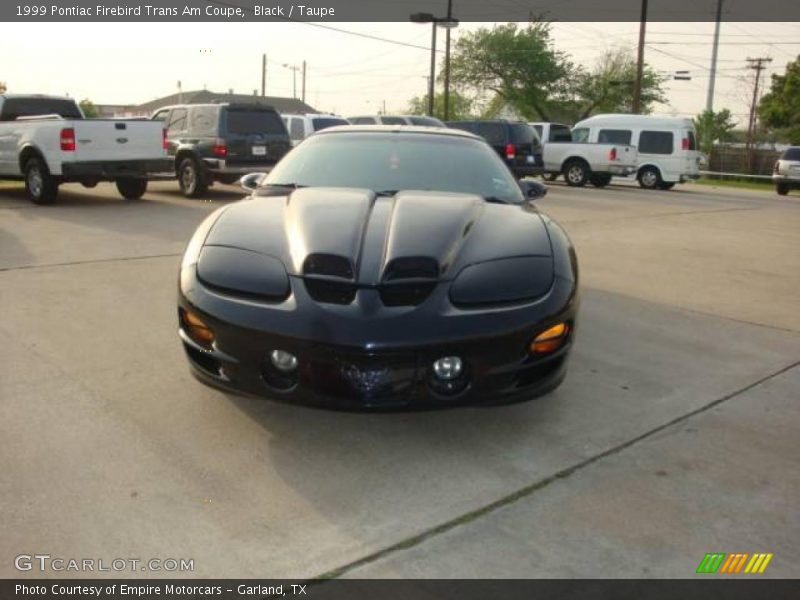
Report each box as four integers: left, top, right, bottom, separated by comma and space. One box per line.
280, 113, 350, 146
572, 114, 701, 190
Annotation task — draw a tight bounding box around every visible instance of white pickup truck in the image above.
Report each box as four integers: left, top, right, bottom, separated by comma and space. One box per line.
0, 94, 171, 204
531, 121, 638, 188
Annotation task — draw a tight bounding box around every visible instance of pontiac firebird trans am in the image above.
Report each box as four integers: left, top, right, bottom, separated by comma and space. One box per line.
178, 126, 579, 409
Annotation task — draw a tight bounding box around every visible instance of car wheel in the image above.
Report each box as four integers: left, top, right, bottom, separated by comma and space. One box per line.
178, 157, 208, 198
638, 166, 662, 190
24, 157, 59, 205
563, 160, 589, 187
776, 183, 789, 196
116, 177, 148, 200
590, 173, 612, 188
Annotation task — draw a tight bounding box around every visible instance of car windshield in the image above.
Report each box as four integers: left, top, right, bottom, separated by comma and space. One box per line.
782, 147, 800, 161
312, 117, 348, 131
260, 132, 525, 204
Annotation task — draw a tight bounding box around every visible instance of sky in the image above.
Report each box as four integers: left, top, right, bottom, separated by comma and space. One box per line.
1, 21, 798, 125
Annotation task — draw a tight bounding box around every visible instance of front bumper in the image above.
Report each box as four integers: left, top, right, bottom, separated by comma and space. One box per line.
178, 270, 578, 410
61, 159, 173, 180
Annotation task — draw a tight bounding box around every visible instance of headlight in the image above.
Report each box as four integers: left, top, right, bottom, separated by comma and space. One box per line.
197, 246, 290, 301
449, 256, 553, 307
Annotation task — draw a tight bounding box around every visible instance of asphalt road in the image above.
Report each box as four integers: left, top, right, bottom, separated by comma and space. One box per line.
1, 179, 798, 579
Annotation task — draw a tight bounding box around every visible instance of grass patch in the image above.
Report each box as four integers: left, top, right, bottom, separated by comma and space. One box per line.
693, 177, 775, 192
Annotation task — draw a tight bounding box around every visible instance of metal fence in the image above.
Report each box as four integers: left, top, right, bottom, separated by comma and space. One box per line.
709, 146, 780, 177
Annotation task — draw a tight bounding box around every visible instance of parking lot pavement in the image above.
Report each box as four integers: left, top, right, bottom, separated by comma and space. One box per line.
1, 180, 798, 578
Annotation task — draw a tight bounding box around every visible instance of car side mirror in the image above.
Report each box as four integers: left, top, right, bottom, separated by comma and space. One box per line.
519, 179, 548, 201
240, 172, 265, 193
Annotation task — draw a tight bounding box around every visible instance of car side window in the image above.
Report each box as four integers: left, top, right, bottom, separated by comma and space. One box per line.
380, 116, 407, 125
550, 126, 572, 142
189, 107, 217, 136
639, 131, 674, 155
152, 109, 170, 122
571, 128, 589, 143
289, 117, 305, 141
598, 129, 632, 144
351, 117, 375, 124
167, 108, 188, 134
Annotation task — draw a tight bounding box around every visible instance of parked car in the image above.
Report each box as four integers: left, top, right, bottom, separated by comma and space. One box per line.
445, 120, 543, 178
0, 94, 170, 204
541, 138, 638, 188
773, 146, 800, 196
347, 114, 446, 127
572, 114, 702, 190
281, 113, 350, 146
152, 103, 291, 197
178, 125, 578, 409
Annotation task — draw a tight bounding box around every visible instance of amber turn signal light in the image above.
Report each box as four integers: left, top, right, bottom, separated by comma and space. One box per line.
180, 308, 215, 348
530, 322, 569, 354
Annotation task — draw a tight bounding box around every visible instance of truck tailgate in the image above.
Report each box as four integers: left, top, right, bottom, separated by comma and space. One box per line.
72, 120, 165, 162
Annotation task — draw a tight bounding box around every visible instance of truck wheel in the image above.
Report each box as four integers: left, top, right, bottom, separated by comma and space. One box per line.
24, 157, 59, 205
178, 157, 208, 198
563, 160, 589, 187
116, 177, 148, 200
590, 173, 612, 188
776, 183, 789, 196
638, 166, 662, 190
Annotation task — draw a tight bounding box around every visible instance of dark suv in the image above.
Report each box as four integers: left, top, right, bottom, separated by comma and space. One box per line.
445, 120, 543, 177
152, 103, 291, 197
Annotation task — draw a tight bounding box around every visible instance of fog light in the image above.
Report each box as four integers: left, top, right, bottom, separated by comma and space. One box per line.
530, 322, 569, 354
180, 308, 215, 349
270, 349, 298, 372
432, 356, 463, 380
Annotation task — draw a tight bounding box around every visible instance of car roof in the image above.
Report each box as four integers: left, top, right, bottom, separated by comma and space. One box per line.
0, 93, 74, 101
314, 124, 480, 139
576, 114, 695, 128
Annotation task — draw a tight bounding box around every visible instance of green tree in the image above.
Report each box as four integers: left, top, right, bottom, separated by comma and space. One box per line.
406, 90, 474, 120
79, 98, 99, 118
447, 21, 575, 121
693, 109, 736, 154
758, 55, 800, 143
572, 48, 668, 121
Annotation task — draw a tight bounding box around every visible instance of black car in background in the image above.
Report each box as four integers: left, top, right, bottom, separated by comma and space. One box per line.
152, 103, 291, 197
445, 120, 543, 178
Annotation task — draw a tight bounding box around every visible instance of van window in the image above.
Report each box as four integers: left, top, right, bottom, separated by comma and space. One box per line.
380, 116, 407, 125
189, 106, 218, 136
550, 125, 572, 142
350, 117, 376, 124
289, 117, 305, 140
167, 108, 188, 133
598, 129, 632, 145
571, 128, 589, 143
639, 131, 674, 155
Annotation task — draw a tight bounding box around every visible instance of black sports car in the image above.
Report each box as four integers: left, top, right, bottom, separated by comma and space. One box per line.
178, 126, 579, 409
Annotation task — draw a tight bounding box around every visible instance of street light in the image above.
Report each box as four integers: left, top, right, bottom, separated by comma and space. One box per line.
410, 6, 459, 119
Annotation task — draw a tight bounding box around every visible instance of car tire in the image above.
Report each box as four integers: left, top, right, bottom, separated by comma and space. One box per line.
116, 177, 148, 200
563, 160, 589, 187
178, 157, 208, 198
776, 183, 789, 196
638, 166, 663, 190
24, 157, 59, 205
590, 173, 612, 188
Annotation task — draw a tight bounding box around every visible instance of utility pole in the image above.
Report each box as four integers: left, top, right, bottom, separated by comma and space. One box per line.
428, 22, 437, 116
302, 61, 306, 103
443, 0, 453, 120
705, 0, 723, 112
632, 0, 648, 114
745, 56, 772, 171
261, 53, 266, 97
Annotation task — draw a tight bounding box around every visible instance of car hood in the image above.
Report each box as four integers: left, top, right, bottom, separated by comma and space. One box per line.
203, 188, 552, 285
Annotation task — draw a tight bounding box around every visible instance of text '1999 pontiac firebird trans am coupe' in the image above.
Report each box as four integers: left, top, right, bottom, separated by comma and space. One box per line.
178, 125, 579, 410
